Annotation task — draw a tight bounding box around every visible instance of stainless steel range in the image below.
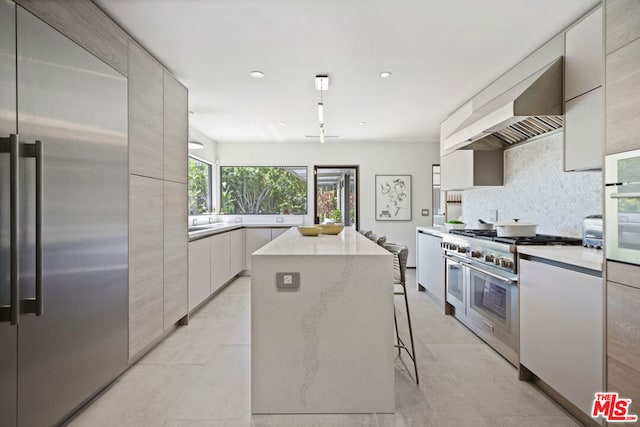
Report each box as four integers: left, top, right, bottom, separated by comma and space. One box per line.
441, 230, 581, 366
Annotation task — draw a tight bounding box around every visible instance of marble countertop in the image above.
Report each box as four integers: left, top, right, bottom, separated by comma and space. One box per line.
253, 227, 391, 256
188, 222, 292, 241
517, 246, 604, 272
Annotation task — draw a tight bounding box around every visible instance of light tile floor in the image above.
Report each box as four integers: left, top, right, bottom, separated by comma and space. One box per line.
70, 271, 579, 427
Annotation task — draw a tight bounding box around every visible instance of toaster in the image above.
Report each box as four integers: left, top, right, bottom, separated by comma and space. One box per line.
583, 215, 603, 248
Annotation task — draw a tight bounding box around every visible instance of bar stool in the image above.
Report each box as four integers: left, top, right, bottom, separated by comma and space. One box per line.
368, 233, 387, 246
383, 242, 419, 385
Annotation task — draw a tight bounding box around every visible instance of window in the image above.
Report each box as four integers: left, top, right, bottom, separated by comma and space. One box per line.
220, 166, 307, 214
189, 156, 213, 214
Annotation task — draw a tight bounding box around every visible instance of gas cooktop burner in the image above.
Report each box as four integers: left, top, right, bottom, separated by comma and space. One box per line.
448, 229, 582, 246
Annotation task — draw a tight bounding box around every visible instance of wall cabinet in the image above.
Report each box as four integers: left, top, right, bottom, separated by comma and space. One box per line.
564, 87, 603, 171
605, 36, 640, 154
128, 43, 164, 179
563, 6, 602, 171
129, 175, 164, 359
440, 150, 503, 191
163, 181, 188, 327
606, 0, 640, 54
565, 7, 602, 101
519, 258, 602, 416
416, 231, 445, 306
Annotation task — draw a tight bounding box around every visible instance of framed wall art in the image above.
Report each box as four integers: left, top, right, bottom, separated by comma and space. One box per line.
375, 175, 411, 221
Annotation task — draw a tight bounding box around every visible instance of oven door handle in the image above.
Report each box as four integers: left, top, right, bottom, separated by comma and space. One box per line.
442, 253, 467, 264
456, 258, 517, 284
610, 192, 640, 199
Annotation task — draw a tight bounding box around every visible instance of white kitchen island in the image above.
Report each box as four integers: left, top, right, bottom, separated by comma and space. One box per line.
251, 227, 395, 414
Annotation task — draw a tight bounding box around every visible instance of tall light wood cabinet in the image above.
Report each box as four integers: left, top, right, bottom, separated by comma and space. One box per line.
127, 44, 188, 359
129, 175, 164, 358
164, 181, 188, 326
607, 261, 640, 425
128, 43, 164, 179
605, 36, 640, 154
163, 72, 188, 183
605, 0, 640, 54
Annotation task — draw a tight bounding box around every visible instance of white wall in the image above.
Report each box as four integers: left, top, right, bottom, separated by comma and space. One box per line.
462, 132, 602, 237
189, 126, 217, 164
216, 140, 440, 266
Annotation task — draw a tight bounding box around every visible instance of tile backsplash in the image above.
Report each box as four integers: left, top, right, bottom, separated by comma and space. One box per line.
462, 132, 602, 237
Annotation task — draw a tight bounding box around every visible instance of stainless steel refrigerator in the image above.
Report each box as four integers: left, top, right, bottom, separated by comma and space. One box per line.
1, 2, 129, 425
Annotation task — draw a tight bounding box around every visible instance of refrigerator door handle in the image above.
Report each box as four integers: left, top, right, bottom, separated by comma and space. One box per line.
34, 139, 43, 316
0, 134, 20, 324
19, 139, 43, 317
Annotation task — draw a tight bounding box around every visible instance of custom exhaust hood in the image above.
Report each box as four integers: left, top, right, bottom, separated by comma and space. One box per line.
443, 57, 564, 151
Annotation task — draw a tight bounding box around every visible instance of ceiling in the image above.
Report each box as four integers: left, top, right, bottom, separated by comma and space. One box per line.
94, 0, 600, 145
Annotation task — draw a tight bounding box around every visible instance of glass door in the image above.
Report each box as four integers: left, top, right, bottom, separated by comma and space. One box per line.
314, 166, 359, 228
468, 269, 514, 331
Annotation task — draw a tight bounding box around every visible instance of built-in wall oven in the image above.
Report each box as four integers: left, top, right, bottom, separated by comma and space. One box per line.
605, 149, 640, 265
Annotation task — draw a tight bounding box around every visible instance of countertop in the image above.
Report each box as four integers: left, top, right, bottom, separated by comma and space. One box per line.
253, 227, 391, 256
188, 222, 292, 241
517, 246, 604, 272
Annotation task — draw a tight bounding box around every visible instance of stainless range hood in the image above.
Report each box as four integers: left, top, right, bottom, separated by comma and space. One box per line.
443, 57, 564, 151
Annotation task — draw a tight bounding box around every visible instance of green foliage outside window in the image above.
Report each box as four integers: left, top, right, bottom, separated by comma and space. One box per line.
220, 166, 307, 214
189, 157, 212, 214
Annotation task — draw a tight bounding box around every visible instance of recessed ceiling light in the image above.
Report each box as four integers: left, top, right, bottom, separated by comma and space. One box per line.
250, 71, 265, 78
358, 121, 366, 126
379, 71, 392, 78
188, 141, 204, 150
279, 122, 287, 126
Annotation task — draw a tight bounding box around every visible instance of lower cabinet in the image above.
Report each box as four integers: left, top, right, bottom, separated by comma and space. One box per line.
188, 228, 248, 312
163, 181, 188, 327
188, 238, 211, 311
607, 277, 640, 426
416, 231, 445, 305
244, 228, 274, 272
129, 175, 164, 359
211, 232, 231, 294
519, 258, 602, 416
229, 229, 245, 276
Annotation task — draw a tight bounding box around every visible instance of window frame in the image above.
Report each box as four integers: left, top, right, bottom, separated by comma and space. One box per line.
188, 155, 213, 215
219, 165, 308, 215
